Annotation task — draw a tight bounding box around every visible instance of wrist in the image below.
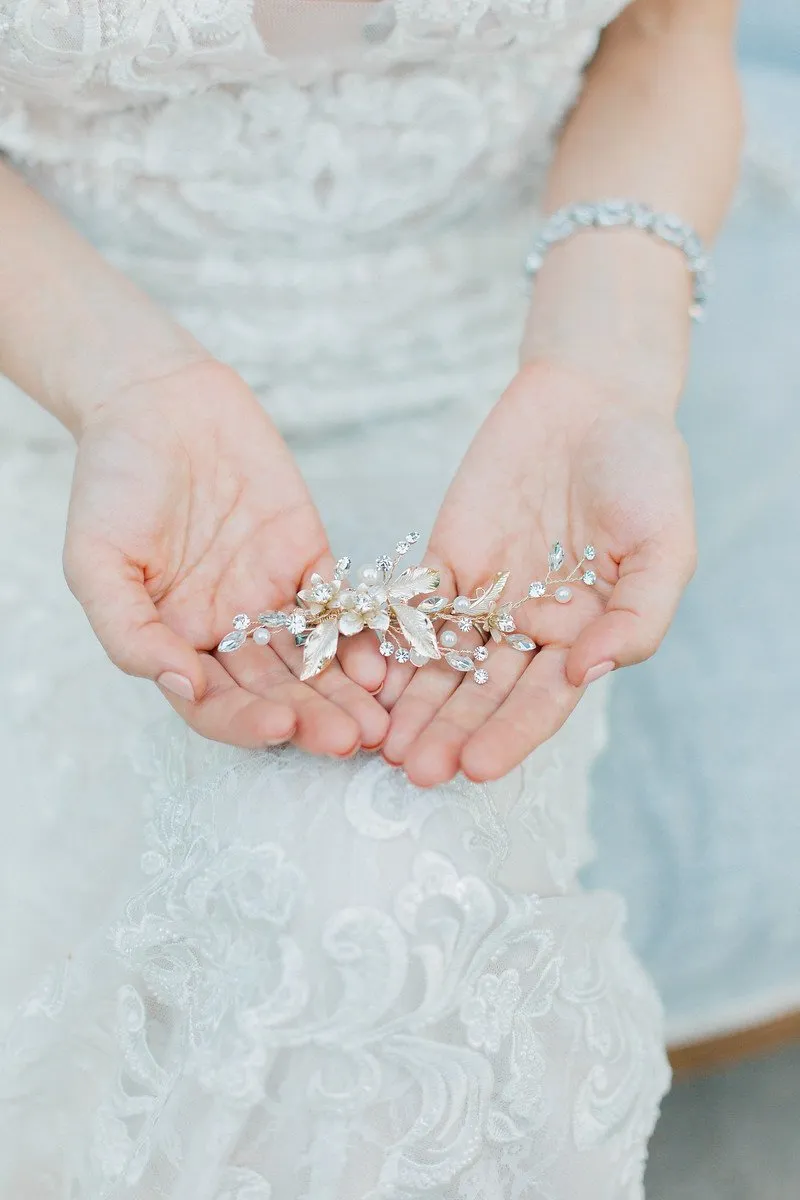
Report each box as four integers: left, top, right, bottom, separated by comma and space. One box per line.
521, 227, 694, 418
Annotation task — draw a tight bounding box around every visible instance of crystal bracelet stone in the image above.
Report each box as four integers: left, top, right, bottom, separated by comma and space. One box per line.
524, 199, 712, 322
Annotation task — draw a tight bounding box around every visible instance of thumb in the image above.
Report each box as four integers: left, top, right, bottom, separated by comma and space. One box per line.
64, 540, 207, 703
565, 538, 695, 688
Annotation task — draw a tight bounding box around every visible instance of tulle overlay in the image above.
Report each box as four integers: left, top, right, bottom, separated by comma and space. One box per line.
0, 0, 671, 1194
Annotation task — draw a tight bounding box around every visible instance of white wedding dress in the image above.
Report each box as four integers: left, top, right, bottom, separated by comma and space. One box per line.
0, 2, 671, 1196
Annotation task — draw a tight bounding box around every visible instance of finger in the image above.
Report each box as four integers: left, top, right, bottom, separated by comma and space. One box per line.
221, 641, 362, 757
64, 538, 207, 702
337, 632, 387, 696
160, 653, 297, 749
564, 538, 696, 688
402, 641, 530, 788
461, 646, 581, 783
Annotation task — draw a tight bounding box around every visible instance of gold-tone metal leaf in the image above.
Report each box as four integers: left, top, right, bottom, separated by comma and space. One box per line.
467, 571, 510, 615
388, 566, 441, 602
300, 619, 340, 680
392, 602, 441, 660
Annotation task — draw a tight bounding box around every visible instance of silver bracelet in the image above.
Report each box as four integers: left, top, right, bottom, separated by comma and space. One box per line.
524, 199, 712, 322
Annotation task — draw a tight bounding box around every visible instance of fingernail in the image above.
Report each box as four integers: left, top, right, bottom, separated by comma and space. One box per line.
157, 671, 196, 702
582, 661, 615, 687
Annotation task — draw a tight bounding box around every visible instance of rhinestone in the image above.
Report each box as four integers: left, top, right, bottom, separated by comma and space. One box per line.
472, 645, 489, 662
376, 555, 393, 573
311, 583, 333, 604
583, 545, 596, 560
232, 613, 250, 631
419, 595, 449, 613
252, 627, 271, 646
445, 652, 475, 672
440, 629, 458, 649
554, 586, 573, 605
474, 669, 489, 685
458, 616, 472, 632
583, 570, 597, 586
287, 611, 307, 635
395, 541, 409, 555
497, 614, 516, 633
259, 611, 287, 627
335, 556, 351, 574
218, 630, 246, 653
406, 531, 420, 544
379, 641, 394, 657
395, 648, 411, 664
528, 581, 546, 598
507, 633, 536, 652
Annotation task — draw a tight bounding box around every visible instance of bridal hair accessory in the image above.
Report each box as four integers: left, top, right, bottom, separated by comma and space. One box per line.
525, 199, 712, 322
217, 533, 599, 684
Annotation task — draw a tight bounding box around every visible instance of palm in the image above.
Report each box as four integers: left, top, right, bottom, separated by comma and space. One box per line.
65, 361, 388, 752
382, 362, 695, 785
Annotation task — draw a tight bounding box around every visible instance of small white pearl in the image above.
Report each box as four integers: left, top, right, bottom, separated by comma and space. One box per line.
452, 596, 471, 614
253, 627, 271, 646
554, 586, 573, 605
440, 629, 458, 649
359, 565, 380, 585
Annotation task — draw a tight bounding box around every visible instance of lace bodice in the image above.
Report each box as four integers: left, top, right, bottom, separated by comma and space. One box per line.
0, 0, 630, 431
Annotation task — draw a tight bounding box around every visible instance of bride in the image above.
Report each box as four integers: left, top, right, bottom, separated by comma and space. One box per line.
0, 0, 740, 1195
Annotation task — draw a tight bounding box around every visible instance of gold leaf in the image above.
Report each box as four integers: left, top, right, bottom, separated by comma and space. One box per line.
300, 619, 340, 680
467, 571, 511, 615
388, 566, 441, 602
392, 603, 441, 660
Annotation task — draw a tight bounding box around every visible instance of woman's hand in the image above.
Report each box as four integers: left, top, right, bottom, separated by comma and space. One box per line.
63, 359, 388, 753
381, 361, 696, 786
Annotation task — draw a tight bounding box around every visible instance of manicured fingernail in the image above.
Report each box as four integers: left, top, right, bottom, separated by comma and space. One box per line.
157, 671, 196, 702
582, 661, 615, 687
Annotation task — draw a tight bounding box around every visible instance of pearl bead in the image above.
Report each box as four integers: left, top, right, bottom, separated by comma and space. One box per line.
554, 586, 573, 604
253, 627, 272, 646
359, 565, 380, 585
452, 596, 471, 614
440, 629, 458, 648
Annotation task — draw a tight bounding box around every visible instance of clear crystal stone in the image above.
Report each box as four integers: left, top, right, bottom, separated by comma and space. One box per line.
406, 531, 420, 544
528, 580, 546, 598
507, 633, 536, 652
376, 554, 393, 572
259, 611, 287, 628
395, 648, 411, 664
473, 669, 489, 685
457, 616, 473, 632
548, 542, 565, 572
395, 541, 409, 555
446, 651, 475, 672
312, 583, 333, 603
583, 545, 596, 560
218, 630, 246, 653
253, 627, 272, 646
232, 613, 250, 630
497, 614, 516, 633
472, 645, 489, 662
379, 641, 394, 657
287, 611, 307, 635
335, 556, 351, 575
419, 595, 449, 613
583, 570, 597, 586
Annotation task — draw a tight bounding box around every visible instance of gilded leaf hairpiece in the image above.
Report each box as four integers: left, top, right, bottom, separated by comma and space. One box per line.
218, 532, 599, 684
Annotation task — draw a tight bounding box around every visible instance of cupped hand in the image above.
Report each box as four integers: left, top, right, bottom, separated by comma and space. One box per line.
381, 361, 696, 786
63, 360, 388, 752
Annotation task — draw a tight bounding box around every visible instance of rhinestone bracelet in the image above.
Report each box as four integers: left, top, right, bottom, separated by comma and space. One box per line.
524, 199, 712, 322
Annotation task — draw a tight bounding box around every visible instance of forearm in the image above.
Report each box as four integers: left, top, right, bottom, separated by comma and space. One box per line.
0, 161, 207, 436
523, 0, 742, 413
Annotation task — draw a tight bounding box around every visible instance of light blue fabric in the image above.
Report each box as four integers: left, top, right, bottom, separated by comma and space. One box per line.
585, 0, 800, 1043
